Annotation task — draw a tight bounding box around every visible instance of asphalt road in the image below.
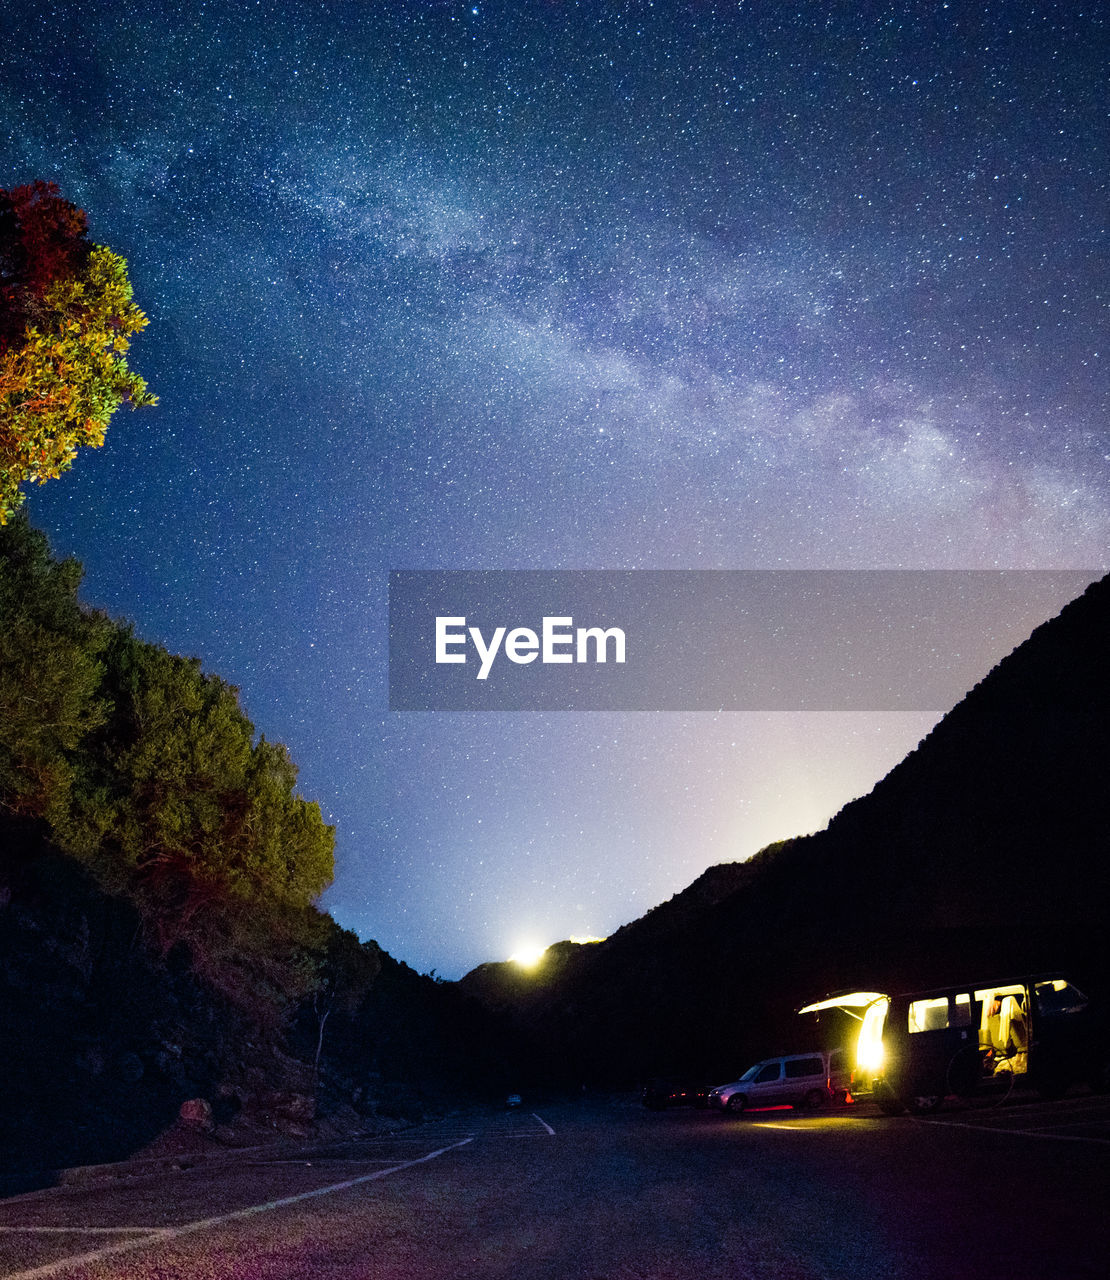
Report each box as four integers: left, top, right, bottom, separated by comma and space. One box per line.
1, 1092, 1107, 1279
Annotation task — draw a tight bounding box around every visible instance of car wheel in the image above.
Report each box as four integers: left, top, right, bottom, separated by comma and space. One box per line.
726, 1093, 747, 1114
802, 1089, 827, 1110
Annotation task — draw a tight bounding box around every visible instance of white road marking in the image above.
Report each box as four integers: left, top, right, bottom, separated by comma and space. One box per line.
532, 1113, 555, 1135
245, 1158, 403, 1166
1024, 1119, 1110, 1133
919, 1119, 1110, 1144
0, 1137, 473, 1280
0, 1227, 163, 1235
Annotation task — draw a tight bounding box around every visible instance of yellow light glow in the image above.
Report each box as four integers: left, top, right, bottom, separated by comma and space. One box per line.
856, 998, 889, 1073
797, 991, 886, 1016
509, 944, 547, 968
569, 934, 606, 944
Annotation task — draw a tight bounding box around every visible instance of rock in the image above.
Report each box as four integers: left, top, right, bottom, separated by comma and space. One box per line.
179, 1098, 214, 1131
259, 1090, 314, 1121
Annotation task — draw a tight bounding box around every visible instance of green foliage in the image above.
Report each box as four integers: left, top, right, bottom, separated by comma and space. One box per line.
0, 515, 108, 822
307, 918, 383, 1069
62, 630, 335, 965
168, 897, 341, 1034
1, 520, 340, 1027
0, 188, 372, 1043
311, 917, 383, 1014
0, 182, 156, 523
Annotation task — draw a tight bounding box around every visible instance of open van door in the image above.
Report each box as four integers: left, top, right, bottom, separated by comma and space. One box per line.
803, 976, 1100, 1115
797, 991, 890, 1102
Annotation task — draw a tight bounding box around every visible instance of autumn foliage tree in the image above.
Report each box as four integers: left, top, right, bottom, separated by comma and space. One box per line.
0, 181, 156, 523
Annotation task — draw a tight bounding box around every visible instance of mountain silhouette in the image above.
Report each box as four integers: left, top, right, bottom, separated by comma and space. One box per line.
460, 573, 1110, 1084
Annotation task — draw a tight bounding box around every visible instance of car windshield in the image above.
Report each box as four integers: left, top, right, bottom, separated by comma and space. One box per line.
737, 1063, 761, 1082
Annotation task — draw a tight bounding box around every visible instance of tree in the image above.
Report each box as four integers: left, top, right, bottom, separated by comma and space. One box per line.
2, 519, 340, 1027
0, 181, 156, 523
52, 627, 339, 1024
0, 514, 109, 823
62, 630, 336, 923
306, 922, 382, 1072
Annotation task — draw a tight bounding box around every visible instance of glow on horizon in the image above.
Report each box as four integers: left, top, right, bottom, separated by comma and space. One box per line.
508, 934, 607, 967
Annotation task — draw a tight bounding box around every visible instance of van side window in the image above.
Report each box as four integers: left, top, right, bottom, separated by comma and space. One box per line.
951, 994, 973, 1026
1033, 981, 1088, 1017
784, 1057, 824, 1079
908, 997, 949, 1033
755, 1062, 782, 1083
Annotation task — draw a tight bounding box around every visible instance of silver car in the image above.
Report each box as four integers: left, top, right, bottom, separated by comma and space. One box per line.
708, 1050, 849, 1115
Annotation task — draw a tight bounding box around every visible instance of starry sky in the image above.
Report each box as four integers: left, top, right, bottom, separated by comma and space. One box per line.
2, 1, 1106, 976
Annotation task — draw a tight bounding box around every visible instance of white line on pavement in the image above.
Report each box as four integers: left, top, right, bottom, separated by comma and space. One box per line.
0, 1137, 474, 1280
244, 1158, 402, 1166
920, 1119, 1110, 1144
532, 1113, 555, 1135
0, 1228, 165, 1235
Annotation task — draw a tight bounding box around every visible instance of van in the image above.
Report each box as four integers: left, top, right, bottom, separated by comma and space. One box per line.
707, 1049, 850, 1115
800, 974, 1101, 1114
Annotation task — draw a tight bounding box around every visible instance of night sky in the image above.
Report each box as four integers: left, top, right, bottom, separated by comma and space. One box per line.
2, 1, 1106, 976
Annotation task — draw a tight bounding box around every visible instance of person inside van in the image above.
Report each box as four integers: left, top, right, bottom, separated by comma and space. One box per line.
999, 994, 1028, 1059
985, 994, 1005, 1053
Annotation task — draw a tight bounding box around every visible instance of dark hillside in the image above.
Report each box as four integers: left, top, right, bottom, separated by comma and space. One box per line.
1, 819, 239, 1184
0, 518, 530, 1185
460, 574, 1110, 1086
0, 816, 527, 1189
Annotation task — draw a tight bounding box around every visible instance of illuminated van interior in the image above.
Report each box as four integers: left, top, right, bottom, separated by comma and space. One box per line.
800, 979, 1088, 1087
796, 992, 889, 1075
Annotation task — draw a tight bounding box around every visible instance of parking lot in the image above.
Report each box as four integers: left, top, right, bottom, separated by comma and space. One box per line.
909, 1088, 1110, 1143
695, 1084, 1110, 1142
1, 1092, 1107, 1279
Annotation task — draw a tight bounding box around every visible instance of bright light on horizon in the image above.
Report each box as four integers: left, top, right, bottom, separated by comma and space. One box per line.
509, 944, 547, 968
508, 933, 607, 967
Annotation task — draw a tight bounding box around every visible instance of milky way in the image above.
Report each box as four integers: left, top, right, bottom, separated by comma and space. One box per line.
3, 1, 1106, 973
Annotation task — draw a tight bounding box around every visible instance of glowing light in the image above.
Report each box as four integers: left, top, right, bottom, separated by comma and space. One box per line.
856, 998, 889, 1073
569, 934, 606, 944
797, 991, 886, 1017
509, 944, 547, 968
796, 991, 888, 1075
